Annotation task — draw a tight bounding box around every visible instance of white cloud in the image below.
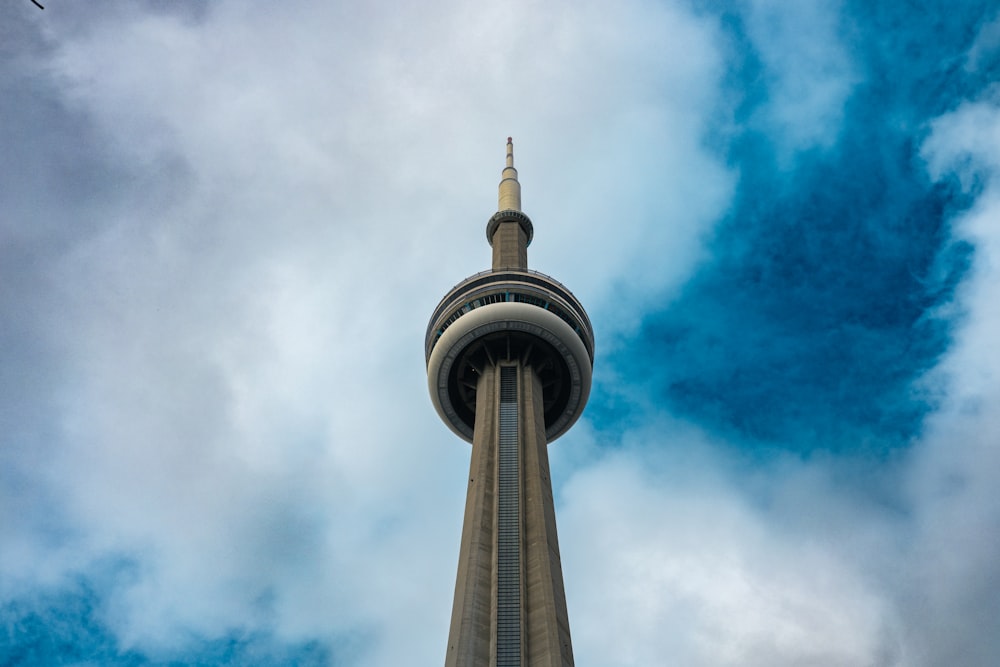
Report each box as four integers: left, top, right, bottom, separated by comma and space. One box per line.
2, 0, 731, 662
552, 93, 1000, 667
559, 426, 895, 667
8, 2, 998, 665
903, 95, 1000, 666
741, 0, 858, 157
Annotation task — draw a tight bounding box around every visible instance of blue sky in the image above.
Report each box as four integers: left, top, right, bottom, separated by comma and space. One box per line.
2, 1, 1000, 665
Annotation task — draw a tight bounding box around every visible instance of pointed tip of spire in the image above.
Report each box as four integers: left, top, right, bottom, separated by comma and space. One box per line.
499, 137, 521, 211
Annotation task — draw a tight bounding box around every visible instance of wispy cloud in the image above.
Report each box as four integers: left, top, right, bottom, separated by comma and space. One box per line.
2, 1, 1000, 665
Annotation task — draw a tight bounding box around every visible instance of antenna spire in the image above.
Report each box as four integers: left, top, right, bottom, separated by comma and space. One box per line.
498, 137, 521, 211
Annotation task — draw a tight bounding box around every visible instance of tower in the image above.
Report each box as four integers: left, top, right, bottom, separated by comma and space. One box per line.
426, 139, 594, 666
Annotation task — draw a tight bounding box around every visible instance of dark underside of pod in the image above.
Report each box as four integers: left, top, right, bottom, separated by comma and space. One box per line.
447, 331, 570, 435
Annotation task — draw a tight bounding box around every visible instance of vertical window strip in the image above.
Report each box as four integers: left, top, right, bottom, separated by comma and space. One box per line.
497, 366, 520, 666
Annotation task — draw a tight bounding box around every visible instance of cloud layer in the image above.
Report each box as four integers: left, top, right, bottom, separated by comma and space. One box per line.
2, 1, 1000, 665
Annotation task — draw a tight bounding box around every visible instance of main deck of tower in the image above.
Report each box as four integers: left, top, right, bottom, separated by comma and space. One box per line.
426, 269, 594, 443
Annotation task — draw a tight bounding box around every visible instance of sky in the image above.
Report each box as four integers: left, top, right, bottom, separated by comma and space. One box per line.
2, 0, 1000, 665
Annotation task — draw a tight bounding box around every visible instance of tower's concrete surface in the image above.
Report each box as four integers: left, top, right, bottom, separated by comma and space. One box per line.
426, 140, 594, 667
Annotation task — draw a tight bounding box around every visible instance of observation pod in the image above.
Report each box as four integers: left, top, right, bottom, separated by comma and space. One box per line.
425, 269, 594, 442
426, 139, 594, 667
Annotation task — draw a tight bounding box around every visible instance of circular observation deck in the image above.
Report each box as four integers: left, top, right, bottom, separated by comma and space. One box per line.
426, 270, 594, 443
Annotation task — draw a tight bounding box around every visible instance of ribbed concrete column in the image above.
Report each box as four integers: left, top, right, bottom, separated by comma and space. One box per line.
521, 365, 574, 667
444, 361, 574, 667
445, 364, 498, 667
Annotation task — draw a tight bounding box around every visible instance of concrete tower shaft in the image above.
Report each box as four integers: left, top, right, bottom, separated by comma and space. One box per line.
428, 140, 593, 667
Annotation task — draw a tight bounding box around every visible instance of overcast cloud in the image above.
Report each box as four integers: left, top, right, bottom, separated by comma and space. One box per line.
2, 1, 1000, 665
